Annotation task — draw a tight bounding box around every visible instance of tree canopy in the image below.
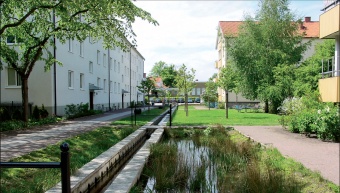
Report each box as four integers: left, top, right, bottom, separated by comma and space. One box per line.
149, 61, 178, 88
175, 64, 196, 116
137, 77, 156, 110
229, 0, 309, 113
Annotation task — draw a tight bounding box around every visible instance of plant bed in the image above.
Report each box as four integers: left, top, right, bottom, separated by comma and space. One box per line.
132, 127, 339, 193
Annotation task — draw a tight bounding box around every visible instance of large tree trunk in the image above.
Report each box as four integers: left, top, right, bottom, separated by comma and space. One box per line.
21, 76, 29, 123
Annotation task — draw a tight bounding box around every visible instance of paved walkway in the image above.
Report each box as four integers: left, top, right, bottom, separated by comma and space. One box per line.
0, 108, 138, 162
233, 126, 340, 186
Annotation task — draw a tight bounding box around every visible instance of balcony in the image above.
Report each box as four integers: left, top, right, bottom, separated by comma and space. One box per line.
319, 4, 340, 39
318, 57, 340, 102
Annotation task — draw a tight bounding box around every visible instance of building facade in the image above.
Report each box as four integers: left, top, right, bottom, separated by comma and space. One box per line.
215, 17, 322, 105
1, 37, 145, 116
318, 0, 340, 103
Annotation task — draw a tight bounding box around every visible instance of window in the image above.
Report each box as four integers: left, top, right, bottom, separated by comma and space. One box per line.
121, 55, 123, 64
110, 81, 112, 93
80, 41, 84, 57
114, 82, 117, 93
114, 60, 117, 72
7, 68, 21, 86
80, 73, 84, 89
89, 61, 93, 73
118, 62, 120, 73
191, 88, 195, 95
6, 35, 22, 44
109, 57, 112, 70
104, 79, 107, 92
103, 53, 107, 67
122, 75, 124, 82
89, 35, 94, 44
97, 50, 100, 65
197, 88, 201, 95
68, 70, 74, 88
68, 39, 73, 52
97, 77, 101, 88
118, 83, 121, 94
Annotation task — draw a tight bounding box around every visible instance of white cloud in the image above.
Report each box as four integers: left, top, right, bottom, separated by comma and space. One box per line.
132, 1, 322, 81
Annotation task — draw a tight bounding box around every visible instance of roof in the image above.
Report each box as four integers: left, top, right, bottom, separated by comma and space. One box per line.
218, 20, 319, 38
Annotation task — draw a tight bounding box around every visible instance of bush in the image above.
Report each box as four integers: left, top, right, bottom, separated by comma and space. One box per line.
218, 102, 225, 109
32, 105, 40, 120
279, 95, 340, 141
65, 103, 99, 119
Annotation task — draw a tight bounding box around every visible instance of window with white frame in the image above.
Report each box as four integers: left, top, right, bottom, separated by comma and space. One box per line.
114, 82, 117, 93
114, 60, 117, 72
7, 68, 21, 86
109, 57, 112, 70
197, 88, 201, 95
110, 81, 112, 92
104, 79, 107, 92
97, 50, 100, 65
68, 70, 74, 88
97, 77, 100, 88
80, 41, 84, 57
124, 66, 126, 75
121, 55, 123, 63
6, 36, 22, 44
80, 73, 84, 89
122, 75, 124, 82
89, 61, 93, 73
118, 83, 121, 94
118, 62, 120, 73
103, 53, 107, 67
68, 39, 73, 52
191, 88, 195, 95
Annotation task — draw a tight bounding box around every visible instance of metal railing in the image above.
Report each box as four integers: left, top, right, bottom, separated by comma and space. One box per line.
0, 142, 71, 193
321, 57, 340, 78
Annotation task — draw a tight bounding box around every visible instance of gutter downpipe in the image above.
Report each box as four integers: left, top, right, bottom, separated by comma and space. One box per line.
108, 48, 111, 111
130, 46, 132, 125
53, 8, 57, 116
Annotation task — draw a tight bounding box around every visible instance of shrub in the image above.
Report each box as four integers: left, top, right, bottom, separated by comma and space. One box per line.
313, 105, 340, 141
40, 104, 49, 118
32, 105, 40, 120
65, 103, 97, 119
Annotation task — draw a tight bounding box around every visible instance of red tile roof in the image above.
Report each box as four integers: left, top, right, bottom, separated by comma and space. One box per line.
219, 19, 319, 38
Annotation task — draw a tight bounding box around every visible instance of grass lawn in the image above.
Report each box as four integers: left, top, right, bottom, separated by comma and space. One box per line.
111, 108, 168, 126
172, 105, 280, 126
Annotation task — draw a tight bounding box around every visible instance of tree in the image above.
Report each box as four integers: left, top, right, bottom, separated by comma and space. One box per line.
150, 61, 178, 88
293, 40, 335, 97
203, 77, 218, 110
0, 0, 158, 122
229, 0, 309, 113
149, 61, 167, 77
175, 64, 196, 116
137, 77, 156, 111
217, 62, 240, 118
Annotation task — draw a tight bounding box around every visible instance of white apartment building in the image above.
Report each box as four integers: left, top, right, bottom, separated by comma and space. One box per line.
215, 17, 322, 106
0, 36, 145, 116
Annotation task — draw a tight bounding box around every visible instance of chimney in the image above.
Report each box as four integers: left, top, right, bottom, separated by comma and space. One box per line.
304, 17, 311, 22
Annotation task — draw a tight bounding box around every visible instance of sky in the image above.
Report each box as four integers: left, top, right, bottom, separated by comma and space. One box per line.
131, 0, 325, 82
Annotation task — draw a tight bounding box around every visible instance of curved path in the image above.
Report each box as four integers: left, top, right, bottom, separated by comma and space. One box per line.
233, 126, 340, 186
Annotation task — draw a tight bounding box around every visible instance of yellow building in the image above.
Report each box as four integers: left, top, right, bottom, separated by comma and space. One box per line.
318, 0, 340, 102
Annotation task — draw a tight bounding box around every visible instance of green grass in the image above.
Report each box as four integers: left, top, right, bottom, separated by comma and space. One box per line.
0, 126, 136, 193
172, 105, 280, 126
0, 108, 166, 193
111, 108, 169, 126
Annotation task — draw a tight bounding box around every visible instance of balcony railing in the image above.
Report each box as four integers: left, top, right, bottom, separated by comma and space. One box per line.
321, 56, 340, 78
